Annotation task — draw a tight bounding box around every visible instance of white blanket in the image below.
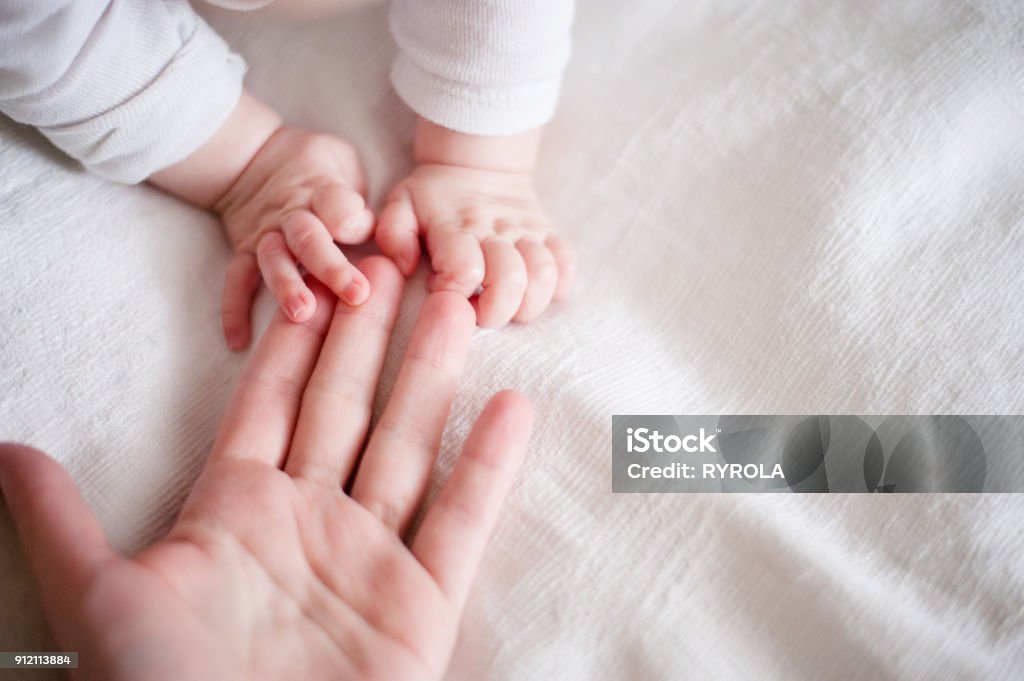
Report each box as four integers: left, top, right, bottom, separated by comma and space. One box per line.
2, 1, 1022, 678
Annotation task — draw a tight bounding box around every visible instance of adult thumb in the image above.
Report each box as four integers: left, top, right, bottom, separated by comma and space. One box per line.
0, 443, 116, 624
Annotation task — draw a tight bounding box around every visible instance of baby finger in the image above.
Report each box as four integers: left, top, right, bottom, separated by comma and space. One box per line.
257, 230, 316, 323
312, 184, 374, 244
513, 239, 558, 323
544, 233, 576, 302
281, 209, 369, 307
476, 238, 528, 328
222, 251, 262, 350
427, 230, 486, 297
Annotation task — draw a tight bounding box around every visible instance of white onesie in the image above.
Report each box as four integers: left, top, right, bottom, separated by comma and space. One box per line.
0, 0, 574, 183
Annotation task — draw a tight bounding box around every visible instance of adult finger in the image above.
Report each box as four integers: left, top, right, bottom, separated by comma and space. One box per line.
256, 230, 316, 322
221, 251, 262, 351
512, 239, 558, 323
210, 279, 336, 468
284, 257, 404, 486
476, 238, 527, 328
376, 193, 421, 276
350, 291, 475, 534
311, 183, 374, 245
281, 209, 370, 307
427, 230, 485, 297
545, 233, 576, 302
411, 391, 533, 609
0, 444, 117, 629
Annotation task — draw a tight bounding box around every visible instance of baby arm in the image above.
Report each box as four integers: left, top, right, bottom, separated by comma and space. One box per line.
0, 0, 371, 351
149, 93, 373, 350
377, 118, 575, 327
381, 0, 577, 327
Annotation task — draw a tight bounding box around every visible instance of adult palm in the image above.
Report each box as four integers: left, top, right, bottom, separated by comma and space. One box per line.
0, 257, 532, 681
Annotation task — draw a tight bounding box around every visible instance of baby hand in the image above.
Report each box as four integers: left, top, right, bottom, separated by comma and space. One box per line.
376, 121, 575, 328
215, 127, 374, 349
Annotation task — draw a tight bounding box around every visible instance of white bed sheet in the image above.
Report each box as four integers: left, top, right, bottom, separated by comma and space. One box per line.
2, 1, 1023, 678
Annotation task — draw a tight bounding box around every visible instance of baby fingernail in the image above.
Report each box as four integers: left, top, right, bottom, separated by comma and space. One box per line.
343, 278, 367, 304
287, 299, 307, 319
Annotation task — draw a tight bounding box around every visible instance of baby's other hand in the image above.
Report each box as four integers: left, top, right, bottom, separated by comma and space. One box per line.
377, 164, 575, 328
215, 127, 374, 350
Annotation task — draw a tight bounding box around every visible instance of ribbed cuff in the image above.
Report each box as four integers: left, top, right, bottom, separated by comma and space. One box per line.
390, 51, 562, 136
203, 0, 275, 10
39, 18, 246, 184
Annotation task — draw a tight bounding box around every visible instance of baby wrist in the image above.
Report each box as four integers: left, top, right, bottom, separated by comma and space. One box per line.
413, 117, 541, 174
148, 91, 282, 209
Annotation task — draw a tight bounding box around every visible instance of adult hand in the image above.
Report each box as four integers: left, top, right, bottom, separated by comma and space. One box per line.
0, 256, 533, 681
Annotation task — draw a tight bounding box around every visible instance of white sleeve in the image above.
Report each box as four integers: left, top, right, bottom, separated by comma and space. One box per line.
0, 0, 246, 183
388, 0, 574, 136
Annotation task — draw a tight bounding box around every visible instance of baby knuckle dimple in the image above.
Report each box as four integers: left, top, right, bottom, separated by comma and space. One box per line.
493, 218, 519, 238
460, 218, 491, 239
431, 219, 464, 237
458, 203, 487, 225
